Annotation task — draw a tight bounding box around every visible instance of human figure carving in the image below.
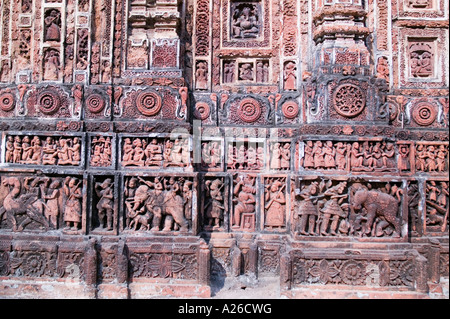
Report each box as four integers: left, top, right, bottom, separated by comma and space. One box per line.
232, 175, 256, 229
5, 136, 14, 163
42, 137, 58, 165
284, 61, 297, 91
264, 179, 286, 230
294, 181, 319, 236
270, 143, 281, 170
205, 179, 225, 229
319, 181, 348, 236
95, 178, 114, 231
63, 177, 82, 231
239, 63, 254, 81
42, 179, 61, 229
195, 62, 208, 90
44, 9, 61, 42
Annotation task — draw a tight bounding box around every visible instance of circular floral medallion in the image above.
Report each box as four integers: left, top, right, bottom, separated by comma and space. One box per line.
281, 101, 299, 119
136, 90, 162, 116
332, 83, 366, 118
237, 98, 262, 123
0, 92, 15, 112
194, 101, 210, 120
24, 253, 46, 277
412, 101, 436, 126
340, 260, 365, 285
86, 93, 105, 114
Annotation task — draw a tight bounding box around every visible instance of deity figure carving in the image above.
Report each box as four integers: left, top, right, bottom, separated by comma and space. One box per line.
232, 175, 256, 231
270, 142, 291, 170
145, 139, 164, 166
408, 183, 422, 236
264, 178, 286, 230
256, 61, 269, 82
269, 143, 282, 170
164, 138, 190, 167
5, 136, 14, 163
398, 144, 411, 171
42, 137, 58, 165
376, 57, 390, 85
123, 137, 187, 168
337, 141, 398, 172
409, 42, 434, 78
231, 3, 261, 39
57, 138, 81, 166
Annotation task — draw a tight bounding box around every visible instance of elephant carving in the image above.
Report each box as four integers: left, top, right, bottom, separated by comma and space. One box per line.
351, 188, 402, 238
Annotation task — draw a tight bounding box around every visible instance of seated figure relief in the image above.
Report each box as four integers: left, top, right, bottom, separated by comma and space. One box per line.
231, 3, 261, 39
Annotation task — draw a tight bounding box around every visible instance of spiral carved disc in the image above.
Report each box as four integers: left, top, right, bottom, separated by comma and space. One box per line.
38, 90, 61, 115
0, 92, 15, 112
194, 102, 210, 120
237, 98, 262, 123
136, 90, 162, 116
281, 101, 299, 119
412, 101, 436, 126
86, 94, 105, 114
332, 83, 366, 118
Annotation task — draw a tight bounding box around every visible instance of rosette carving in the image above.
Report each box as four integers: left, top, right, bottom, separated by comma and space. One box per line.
332, 83, 366, 118
38, 90, 61, 115
237, 98, 262, 123
136, 90, 162, 116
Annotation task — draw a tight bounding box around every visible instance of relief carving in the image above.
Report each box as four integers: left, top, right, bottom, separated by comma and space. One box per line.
4, 135, 82, 166
0, 175, 83, 232
425, 181, 449, 233
204, 177, 227, 231
124, 176, 193, 233
264, 177, 286, 230
44, 9, 61, 42
293, 180, 404, 238
232, 174, 256, 231
231, 2, 261, 39
409, 42, 434, 78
